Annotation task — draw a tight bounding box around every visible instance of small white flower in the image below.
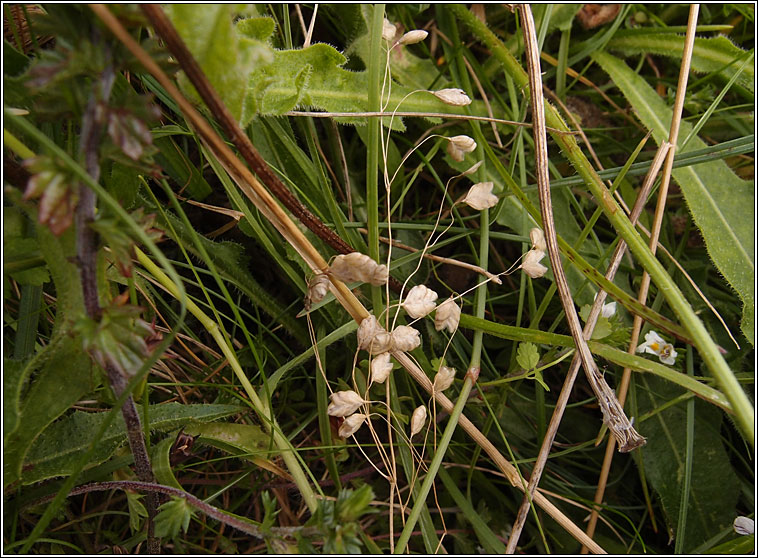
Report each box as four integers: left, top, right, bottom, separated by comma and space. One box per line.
339, 413, 367, 438
410, 405, 427, 438
435, 297, 461, 334
371, 353, 393, 384
433, 366, 456, 392
382, 18, 397, 42
403, 284, 438, 319
463, 182, 498, 210
521, 249, 547, 278
593, 293, 617, 318
329, 252, 389, 286
636, 330, 678, 365
327, 390, 365, 417
529, 227, 546, 253
357, 315, 393, 354
432, 88, 472, 106
734, 516, 755, 536
391, 325, 421, 352
398, 29, 428, 45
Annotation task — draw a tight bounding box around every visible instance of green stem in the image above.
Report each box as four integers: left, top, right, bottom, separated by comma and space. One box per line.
366, 4, 385, 313
134, 248, 319, 514
450, 4, 753, 442
394, 376, 475, 554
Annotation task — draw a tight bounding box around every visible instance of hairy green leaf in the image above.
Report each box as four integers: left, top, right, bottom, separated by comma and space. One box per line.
21, 403, 244, 485
592, 51, 755, 344
607, 30, 754, 95
516, 341, 540, 370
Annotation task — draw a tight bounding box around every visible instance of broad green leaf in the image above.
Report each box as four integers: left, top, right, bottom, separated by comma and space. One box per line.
164, 5, 273, 125
516, 342, 540, 370
637, 375, 740, 552
4, 338, 93, 487
592, 51, 755, 344
21, 403, 244, 485
183, 421, 269, 459
607, 30, 754, 95
704, 534, 755, 554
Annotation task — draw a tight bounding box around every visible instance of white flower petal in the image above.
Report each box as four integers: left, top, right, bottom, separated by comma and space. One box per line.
403, 284, 438, 319
658, 344, 677, 365
435, 297, 461, 334
339, 413, 367, 438
637, 330, 665, 354
327, 390, 365, 417
391, 325, 421, 352
463, 182, 498, 210
371, 353, 393, 384
410, 405, 427, 437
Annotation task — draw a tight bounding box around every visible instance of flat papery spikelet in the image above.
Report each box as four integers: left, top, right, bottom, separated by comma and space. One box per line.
463, 182, 498, 210
432, 88, 472, 106
530, 227, 546, 253
403, 284, 438, 319
433, 366, 456, 392
391, 325, 421, 352
327, 390, 365, 417
410, 405, 427, 437
435, 297, 461, 334
522, 249, 547, 278
357, 315, 392, 354
306, 273, 330, 307
339, 413, 367, 438
329, 252, 388, 286
382, 18, 397, 42
398, 29, 428, 45
449, 135, 477, 153
371, 353, 393, 384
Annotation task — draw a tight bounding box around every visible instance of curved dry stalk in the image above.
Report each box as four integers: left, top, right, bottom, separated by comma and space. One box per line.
506, 5, 645, 553
583, 5, 701, 550
92, 5, 606, 553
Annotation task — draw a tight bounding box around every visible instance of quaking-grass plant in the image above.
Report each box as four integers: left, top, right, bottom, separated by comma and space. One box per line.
3, 4, 754, 554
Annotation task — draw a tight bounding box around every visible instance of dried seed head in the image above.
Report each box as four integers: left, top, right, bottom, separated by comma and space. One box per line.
529, 227, 546, 253
306, 273, 330, 308
357, 315, 393, 354
410, 405, 427, 437
403, 284, 438, 319
382, 18, 397, 42
371, 352, 393, 384
432, 88, 472, 106
433, 366, 456, 392
521, 249, 548, 278
446, 142, 465, 162
463, 182, 498, 210
449, 135, 477, 153
329, 252, 389, 286
327, 390, 365, 417
339, 413, 367, 438
435, 297, 461, 334
398, 29, 428, 45
391, 325, 421, 352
